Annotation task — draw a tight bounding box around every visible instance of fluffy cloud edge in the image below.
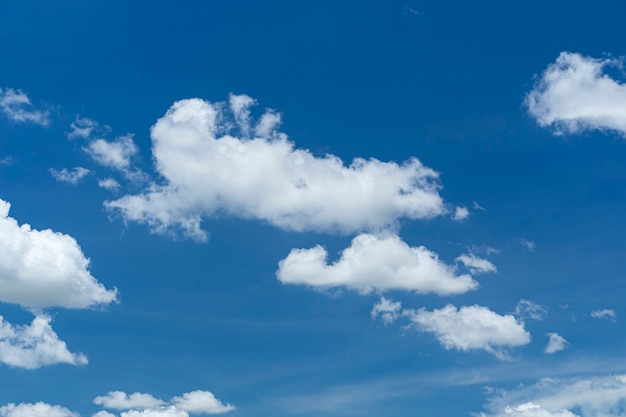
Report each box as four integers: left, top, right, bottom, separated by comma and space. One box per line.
277, 233, 479, 296
105, 95, 448, 240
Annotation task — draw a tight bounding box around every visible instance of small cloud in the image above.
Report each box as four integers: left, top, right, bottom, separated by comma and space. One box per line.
515, 299, 548, 321
456, 253, 497, 274
98, 178, 121, 192
452, 206, 469, 221
590, 309, 617, 321
518, 239, 536, 251
0, 88, 50, 126
473, 201, 487, 211
371, 297, 403, 325
67, 116, 100, 140
0, 156, 12, 165
49, 167, 91, 185
545, 332, 569, 354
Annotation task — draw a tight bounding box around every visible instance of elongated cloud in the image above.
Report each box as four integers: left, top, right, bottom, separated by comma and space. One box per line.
0, 315, 87, 369
406, 304, 530, 359
526, 52, 626, 136
0, 198, 117, 309
0, 88, 50, 126
94, 392, 164, 410
49, 167, 91, 185
95, 390, 234, 416
490, 402, 578, 417
0, 402, 78, 417
277, 234, 478, 296
106, 95, 445, 241
485, 374, 626, 417
456, 253, 497, 274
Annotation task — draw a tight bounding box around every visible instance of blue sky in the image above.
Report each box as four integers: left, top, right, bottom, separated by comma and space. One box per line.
1, 1, 626, 416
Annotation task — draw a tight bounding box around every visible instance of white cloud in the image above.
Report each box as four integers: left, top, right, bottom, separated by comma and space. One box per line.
0, 315, 87, 369
98, 178, 121, 192
0, 403, 78, 417
94, 392, 165, 410
171, 390, 235, 414
452, 206, 469, 221
0, 88, 50, 126
456, 253, 497, 274
545, 333, 568, 354
489, 402, 578, 417
405, 304, 531, 359
121, 408, 188, 417
526, 52, 626, 137
515, 299, 548, 321
473, 201, 487, 211
49, 167, 91, 185
371, 297, 403, 325
485, 374, 626, 417
85, 134, 138, 172
94, 391, 234, 417
67, 116, 100, 139
0, 197, 117, 309
93, 412, 117, 417
277, 233, 478, 296
105, 96, 446, 241
591, 309, 617, 321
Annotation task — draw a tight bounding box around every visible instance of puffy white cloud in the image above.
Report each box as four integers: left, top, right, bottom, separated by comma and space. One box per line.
49, 167, 91, 185
371, 297, 403, 325
0, 88, 50, 126
98, 178, 121, 192
405, 304, 530, 359
485, 374, 626, 417
489, 402, 578, 417
105, 96, 446, 241
0, 198, 117, 309
515, 299, 548, 321
94, 392, 164, 410
93, 412, 117, 417
526, 52, 626, 137
590, 309, 616, 321
94, 390, 234, 417
277, 234, 478, 296
0, 315, 87, 369
0, 403, 78, 417
545, 333, 568, 354
170, 390, 235, 414
452, 206, 469, 221
85, 135, 138, 172
456, 253, 497, 274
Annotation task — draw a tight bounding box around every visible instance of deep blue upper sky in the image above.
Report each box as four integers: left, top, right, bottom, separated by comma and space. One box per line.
1, 1, 626, 417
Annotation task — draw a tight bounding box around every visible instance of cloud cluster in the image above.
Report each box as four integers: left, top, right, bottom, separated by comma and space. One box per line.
105, 95, 445, 241
0, 88, 50, 126
526, 52, 626, 137
277, 233, 479, 296
94, 390, 235, 416
0, 197, 116, 368
485, 374, 626, 417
